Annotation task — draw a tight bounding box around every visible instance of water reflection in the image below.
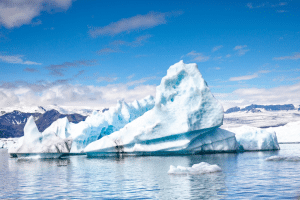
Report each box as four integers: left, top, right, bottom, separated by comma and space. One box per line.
2, 145, 300, 199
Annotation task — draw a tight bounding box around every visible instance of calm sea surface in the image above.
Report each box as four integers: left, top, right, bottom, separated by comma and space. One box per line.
1, 144, 300, 199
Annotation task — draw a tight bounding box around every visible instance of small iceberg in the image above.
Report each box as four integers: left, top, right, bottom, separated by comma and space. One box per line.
265, 156, 300, 162
168, 162, 222, 175
227, 126, 280, 151
8, 116, 72, 158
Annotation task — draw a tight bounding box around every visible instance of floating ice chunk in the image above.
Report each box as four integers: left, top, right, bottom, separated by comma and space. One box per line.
85, 61, 233, 155
267, 121, 300, 143
227, 126, 280, 151
265, 156, 300, 162
168, 162, 222, 175
8, 116, 72, 154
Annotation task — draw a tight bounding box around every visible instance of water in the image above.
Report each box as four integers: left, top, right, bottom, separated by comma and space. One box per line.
1, 144, 300, 199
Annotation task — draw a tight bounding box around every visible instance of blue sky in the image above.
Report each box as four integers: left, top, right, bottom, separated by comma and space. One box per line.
0, 0, 299, 109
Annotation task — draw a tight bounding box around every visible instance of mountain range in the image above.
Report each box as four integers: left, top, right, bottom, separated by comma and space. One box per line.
0, 109, 89, 138
225, 104, 300, 114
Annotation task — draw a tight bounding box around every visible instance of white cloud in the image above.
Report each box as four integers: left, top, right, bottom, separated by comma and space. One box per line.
212, 45, 223, 52
89, 11, 182, 37
273, 52, 300, 60
0, 77, 157, 108
96, 77, 118, 83
187, 51, 210, 62
229, 70, 270, 81
127, 74, 135, 79
229, 74, 258, 81
233, 45, 249, 56
214, 82, 300, 110
97, 35, 152, 55
97, 48, 119, 55
246, 2, 287, 9
0, 54, 41, 65
0, 0, 73, 29
276, 10, 288, 13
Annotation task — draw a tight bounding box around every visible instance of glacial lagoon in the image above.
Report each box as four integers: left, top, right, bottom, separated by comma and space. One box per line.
1, 144, 300, 199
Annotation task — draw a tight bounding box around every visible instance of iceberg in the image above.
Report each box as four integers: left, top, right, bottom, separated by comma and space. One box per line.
8, 116, 72, 157
266, 121, 300, 143
85, 61, 238, 155
265, 156, 300, 162
168, 162, 222, 175
227, 126, 280, 151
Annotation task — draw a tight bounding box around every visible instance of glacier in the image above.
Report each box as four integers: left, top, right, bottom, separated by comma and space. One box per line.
8, 116, 72, 157
85, 61, 239, 155
168, 162, 222, 175
227, 126, 280, 151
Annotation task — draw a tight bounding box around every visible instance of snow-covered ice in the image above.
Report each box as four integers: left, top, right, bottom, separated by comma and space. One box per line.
85, 61, 237, 154
8, 116, 72, 154
266, 121, 300, 143
66, 95, 155, 152
168, 162, 222, 175
0, 138, 19, 149
227, 126, 280, 151
223, 110, 300, 129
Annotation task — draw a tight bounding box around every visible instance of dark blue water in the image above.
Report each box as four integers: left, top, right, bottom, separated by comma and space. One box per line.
1, 144, 300, 199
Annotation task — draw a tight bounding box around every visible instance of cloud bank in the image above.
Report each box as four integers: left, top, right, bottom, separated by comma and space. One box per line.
0, 54, 41, 65
215, 82, 300, 110
0, 0, 73, 29
0, 78, 157, 109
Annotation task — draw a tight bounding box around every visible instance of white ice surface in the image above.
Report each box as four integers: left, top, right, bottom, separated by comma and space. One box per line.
266, 121, 300, 143
8, 116, 72, 154
67, 95, 155, 152
85, 61, 235, 154
223, 110, 300, 129
40, 95, 155, 153
227, 126, 280, 151
168, 162, 222, 175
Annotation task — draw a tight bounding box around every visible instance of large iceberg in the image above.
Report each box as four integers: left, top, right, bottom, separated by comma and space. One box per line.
85, 61, 239, 155
9, 61, 282, 155
8, 116, 72, 156
226, 126, 280, 151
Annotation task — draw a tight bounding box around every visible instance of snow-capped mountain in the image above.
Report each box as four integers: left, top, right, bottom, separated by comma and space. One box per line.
225, 104, 297, 114
0, 105, 100, 117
